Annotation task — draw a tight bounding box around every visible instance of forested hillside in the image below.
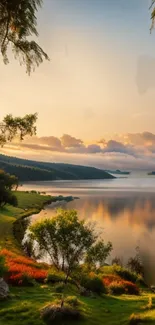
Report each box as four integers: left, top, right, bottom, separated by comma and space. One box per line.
0, 154, 115, 181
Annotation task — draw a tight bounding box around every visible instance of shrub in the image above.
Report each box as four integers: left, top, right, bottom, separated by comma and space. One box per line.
123, 281, 139, 295
136, 275, 147, 288
103, 274, 121, 286
0, 249, 48, 285
46, 270, 65, 284
114, 266, 138, 283
41, 305, 81, 324
108, 281, 125, 295
9, 273, 34, 286
80, 275, 106, 295
65, 296, 79, 307
129, 313, 144, 324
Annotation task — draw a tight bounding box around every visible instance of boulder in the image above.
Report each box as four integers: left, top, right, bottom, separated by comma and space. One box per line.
41, 305, 81, 324
0, 278, 9, 300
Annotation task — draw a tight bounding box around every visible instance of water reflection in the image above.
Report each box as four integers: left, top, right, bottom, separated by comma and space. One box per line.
21, 178, 155, 284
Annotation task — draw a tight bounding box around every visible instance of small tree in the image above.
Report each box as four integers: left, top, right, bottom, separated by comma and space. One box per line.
112, 257, 123, 267
0, 113, 37, 146
0, 169, 18, 207
150, 1, 155, 32
0, 0, 49, 74
29, 209, 112, 305
30, 209, 96, 278
127, 247, 144, 276
85, 240, 112, 270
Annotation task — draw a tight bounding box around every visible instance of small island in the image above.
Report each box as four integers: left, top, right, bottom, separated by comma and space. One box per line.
148, 172, 155, 175
106, 169, 130, 175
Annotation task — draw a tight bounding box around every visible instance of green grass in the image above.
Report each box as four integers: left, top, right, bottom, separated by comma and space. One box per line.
0, 285, 155, 325
1, 191, 155, 325
0, 191, 52, 251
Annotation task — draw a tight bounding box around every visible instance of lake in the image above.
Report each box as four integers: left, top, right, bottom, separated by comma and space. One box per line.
21, 172, 155, 284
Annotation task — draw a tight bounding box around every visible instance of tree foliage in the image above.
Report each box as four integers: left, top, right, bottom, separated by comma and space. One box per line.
0, 0, 49, 73
85, 240, 113, 269
127, 247, 144, 276
0, 113, 37, 146
0, 169, 18, 207
150, 0, 155, 32
29, 209, 112, 281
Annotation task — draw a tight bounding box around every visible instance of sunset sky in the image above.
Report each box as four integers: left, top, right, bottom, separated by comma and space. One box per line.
1, 0, 155, 170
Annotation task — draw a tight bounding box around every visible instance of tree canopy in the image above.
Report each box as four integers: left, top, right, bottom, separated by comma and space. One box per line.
0, 169, 18, 207
150, 1, 155, 32
0, 0, 49, 74
29, 209, 112, 281
0, 113, 37, 146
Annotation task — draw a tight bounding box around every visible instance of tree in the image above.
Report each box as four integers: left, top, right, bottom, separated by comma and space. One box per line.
29, 209, 112, 281
0, 169, 18, 207
150, 1, 155, 32
127, 246, 144, 276
0, 113, 37, 146
112, 256, 123, 267
0, 0, 49, 74
85, 240, 112, 270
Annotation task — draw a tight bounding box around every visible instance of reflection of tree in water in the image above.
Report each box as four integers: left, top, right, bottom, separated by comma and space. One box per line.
71, 193, 155, 231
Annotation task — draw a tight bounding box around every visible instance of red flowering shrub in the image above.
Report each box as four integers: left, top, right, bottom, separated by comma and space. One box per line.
103, 274, 121, 286
107, 280, 139, 295
123, 281, 139, 295
0, 249, 48, 286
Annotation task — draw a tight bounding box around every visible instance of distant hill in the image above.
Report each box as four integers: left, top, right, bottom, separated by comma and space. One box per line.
0, 154, 115, 181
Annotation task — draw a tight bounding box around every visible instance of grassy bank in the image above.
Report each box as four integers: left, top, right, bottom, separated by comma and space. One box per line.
1, 191, 155, 325
0, 285, 155, 325
0, 191, 55, 252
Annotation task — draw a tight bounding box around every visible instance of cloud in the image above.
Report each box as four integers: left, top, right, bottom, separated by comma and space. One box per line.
103, 140, 135, 156
61, 134, 83, 148
3, 132, 155, 171
39, 136, 62, 148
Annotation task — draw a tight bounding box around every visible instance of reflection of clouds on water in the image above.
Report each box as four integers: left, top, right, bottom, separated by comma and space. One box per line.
68, 195, 155, 284
22, 179, 155, 285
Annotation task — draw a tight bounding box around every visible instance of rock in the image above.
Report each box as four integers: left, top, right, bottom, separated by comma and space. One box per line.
41, 305, 81, 324
0, 278, 9, 300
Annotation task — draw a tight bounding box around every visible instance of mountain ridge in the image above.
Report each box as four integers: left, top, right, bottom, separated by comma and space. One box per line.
0, 154, 115, 181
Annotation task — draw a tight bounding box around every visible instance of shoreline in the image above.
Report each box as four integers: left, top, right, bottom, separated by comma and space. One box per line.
13, 193, 77, 250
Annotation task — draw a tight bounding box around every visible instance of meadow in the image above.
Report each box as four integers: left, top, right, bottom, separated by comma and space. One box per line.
1, 191, 155, 325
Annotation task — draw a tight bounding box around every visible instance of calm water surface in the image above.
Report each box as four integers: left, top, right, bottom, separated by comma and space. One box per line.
21, 172, 155, 284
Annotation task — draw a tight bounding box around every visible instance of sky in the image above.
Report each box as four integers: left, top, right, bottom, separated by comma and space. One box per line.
2, 0, 155, 170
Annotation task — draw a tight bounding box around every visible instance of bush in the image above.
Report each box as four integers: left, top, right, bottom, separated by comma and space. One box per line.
123, 281, 139, 295
46, 270, 65, 284
114, 266, 138, 283
103, 274, 121, 286
80, 275, 106, 295
0, 256, 8, 278
108, 280, 139, 296
41, 305, 81, 324
9, 273, 34, 286
108, 281, 125, 295
0, 249, 48, 285
136, 275, 147, 288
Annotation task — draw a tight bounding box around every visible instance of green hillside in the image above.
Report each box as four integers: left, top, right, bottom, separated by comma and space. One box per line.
0, 154, 115, 181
